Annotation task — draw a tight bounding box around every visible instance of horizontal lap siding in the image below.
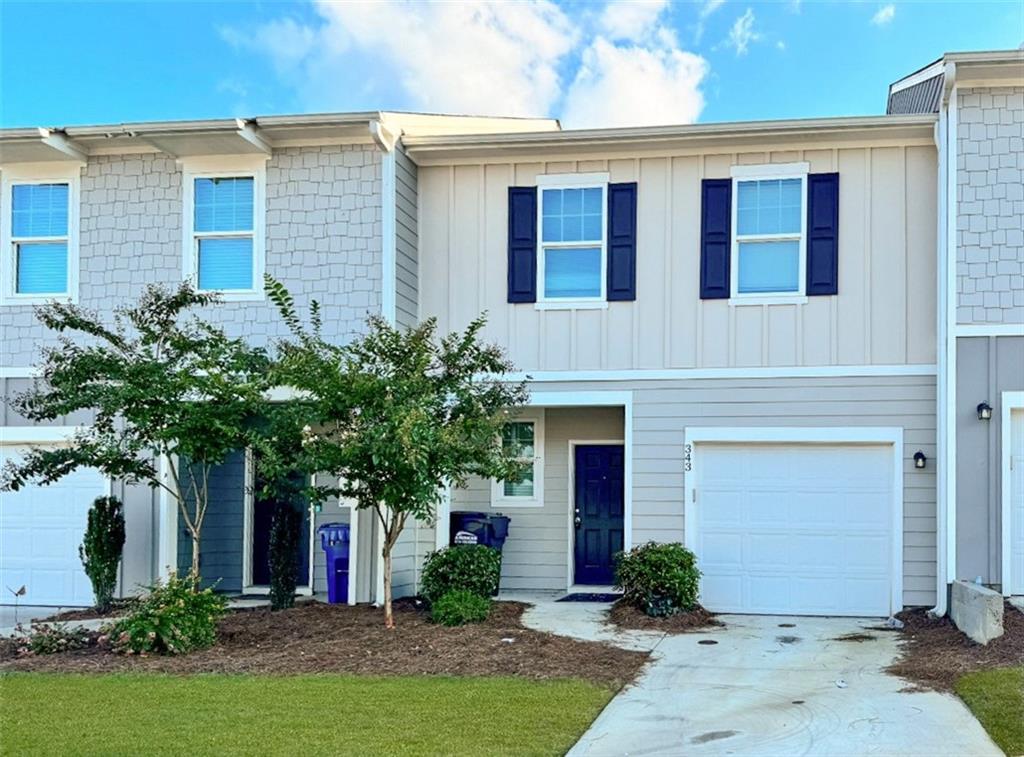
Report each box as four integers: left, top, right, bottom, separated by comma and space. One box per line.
536, 376, 937, 607
395, 146, 419, 330
451, 407, 624, 591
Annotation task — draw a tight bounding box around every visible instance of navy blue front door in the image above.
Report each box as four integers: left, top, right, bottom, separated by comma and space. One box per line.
251, 462, 311, 588
573, 445, 625, 585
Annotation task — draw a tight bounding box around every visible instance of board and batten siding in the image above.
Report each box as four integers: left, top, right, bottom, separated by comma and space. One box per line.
395, 145, 420, 329
418, 146, 937, 372
452, 407, 625, 591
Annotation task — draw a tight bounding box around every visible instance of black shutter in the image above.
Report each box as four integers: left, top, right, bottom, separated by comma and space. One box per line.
507, 186, 537, 303
700, 178, 731, 299
806, 172, 839, 296
606, 182, 637, 301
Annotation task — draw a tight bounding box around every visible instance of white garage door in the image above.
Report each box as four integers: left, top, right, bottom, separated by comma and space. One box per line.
695, 443, 895, 617
0, 447, 107, 607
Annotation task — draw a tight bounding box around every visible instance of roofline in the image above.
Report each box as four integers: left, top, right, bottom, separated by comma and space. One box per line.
889, 49, 1024, 95
402, 113, 938, 157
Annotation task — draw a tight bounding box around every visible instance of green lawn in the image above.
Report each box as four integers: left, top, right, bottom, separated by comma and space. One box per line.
955, 667, 1024, 756
0, 673, 614, 756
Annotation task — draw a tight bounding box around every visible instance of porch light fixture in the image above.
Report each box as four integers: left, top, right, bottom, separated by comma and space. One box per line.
913, 451, 927, 469
977, 402, 992, 421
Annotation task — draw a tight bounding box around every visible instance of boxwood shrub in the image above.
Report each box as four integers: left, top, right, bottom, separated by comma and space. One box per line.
420, 545, 501, 604
614, 542, 701, 617
430, 590, 492, 626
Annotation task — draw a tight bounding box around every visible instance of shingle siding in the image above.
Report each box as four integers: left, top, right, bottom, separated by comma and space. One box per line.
956, 86, 1024, 326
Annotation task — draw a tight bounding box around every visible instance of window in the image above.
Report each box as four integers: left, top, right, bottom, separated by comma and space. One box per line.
1, 167, 79, 305
538, 175, 607, 304
492, 411, 544, 507
731, 164, 808, 299
182, 159, 265, 300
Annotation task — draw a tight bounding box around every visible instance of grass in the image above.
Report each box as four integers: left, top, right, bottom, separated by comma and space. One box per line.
0, 673, 613, 757
954, 667, 1024, 756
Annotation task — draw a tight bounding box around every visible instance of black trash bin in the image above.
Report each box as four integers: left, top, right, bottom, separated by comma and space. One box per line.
449, 511, 511, 551
316, 522, 351, 604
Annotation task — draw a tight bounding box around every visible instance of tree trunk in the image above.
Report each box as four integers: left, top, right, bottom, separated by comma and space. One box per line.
383, 548, 394, 629
190, 531, 201, 583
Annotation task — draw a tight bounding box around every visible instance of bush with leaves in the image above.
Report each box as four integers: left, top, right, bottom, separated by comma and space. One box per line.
79, 496, 126, 612
420, 545, 502, 604
430, 589, 492, 626
15, 623, 92, 656
268, 502, 302, 611
111, 572, 227, 655
614, 542, 701, 617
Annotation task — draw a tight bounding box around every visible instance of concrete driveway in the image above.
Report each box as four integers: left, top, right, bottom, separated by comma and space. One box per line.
521, 601, 1000, 757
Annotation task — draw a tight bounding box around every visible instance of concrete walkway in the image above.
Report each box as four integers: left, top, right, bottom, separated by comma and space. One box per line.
521, 598, 1001, 757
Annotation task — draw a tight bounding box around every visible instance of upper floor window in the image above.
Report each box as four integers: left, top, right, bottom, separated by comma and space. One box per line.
731, 164, 808, 299
1, 167, 80, 305
492, 411, 544, 507
537, 174, 608, 305
181, 158, 265, 301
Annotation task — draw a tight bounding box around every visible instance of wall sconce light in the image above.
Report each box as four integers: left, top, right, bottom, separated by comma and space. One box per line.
977, 402, 992, 421
914, 451, 927, 469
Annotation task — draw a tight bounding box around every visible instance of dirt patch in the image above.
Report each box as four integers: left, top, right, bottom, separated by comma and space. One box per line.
0, 600, 648, 688
607, 600, 722, 633
887, 601, 1024, 691
832, 633, 878, 643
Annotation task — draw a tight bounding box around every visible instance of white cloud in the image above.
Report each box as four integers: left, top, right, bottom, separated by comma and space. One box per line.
221, 0, 710, 127
695, 0, 726, 43
871, 4, 895, 26
776, 40, 786, 51
562, 37, 708, 128
724, 8, 760, 56
600, 0, 667, 43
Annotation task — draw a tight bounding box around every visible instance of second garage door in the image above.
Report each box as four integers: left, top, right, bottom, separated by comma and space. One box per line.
694, 442, 896, 617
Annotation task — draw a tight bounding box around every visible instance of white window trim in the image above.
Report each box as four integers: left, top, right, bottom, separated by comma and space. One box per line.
491, 409, 545, 508
181, 156, 267, 302
729, 163, 808, 301
0, 163, 81, 306
535, 174, 608, 308
1001, 391, 1024, 596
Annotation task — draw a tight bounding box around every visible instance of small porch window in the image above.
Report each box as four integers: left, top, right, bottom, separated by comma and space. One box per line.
492, 411, 544, 507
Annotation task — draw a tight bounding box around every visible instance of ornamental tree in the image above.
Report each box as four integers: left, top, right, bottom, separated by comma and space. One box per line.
265, 276, 528, 628
0, 283, 270, 579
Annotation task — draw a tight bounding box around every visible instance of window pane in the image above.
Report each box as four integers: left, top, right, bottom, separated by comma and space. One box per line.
502, 422, 534, 457
12, 184, 69, 237
541, 187, 603, 243
737, 240, 800, 294
16, 242, 67, 294
544, 246, 601, 299
736, 178, 802, 236
194, 177, 254, 232
504, 466, 534, 498
198, 237, 253, 290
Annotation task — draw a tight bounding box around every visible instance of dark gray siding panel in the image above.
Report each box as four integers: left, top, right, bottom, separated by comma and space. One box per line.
955, 335, 1024, 587
177, 450, 246, 592
887, 75, 942, 114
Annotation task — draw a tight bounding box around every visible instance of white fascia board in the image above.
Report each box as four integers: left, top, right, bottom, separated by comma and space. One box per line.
506, 364, 937, 384
0, 426, 83, 444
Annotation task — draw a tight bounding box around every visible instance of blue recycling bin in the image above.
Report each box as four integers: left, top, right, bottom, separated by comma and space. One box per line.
317, 522, 351, 604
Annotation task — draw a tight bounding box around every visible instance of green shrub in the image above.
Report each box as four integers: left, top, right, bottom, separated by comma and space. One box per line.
79, 496, 126, 612
430, 590, 492, 626
111, 572, 227, 655
268, 502, 302, 611
420, 545, 502, 604
16, 623, 92, 655
614, 542, 700, 617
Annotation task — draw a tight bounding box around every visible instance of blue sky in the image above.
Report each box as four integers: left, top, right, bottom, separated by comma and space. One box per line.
1, 1, 1021, 129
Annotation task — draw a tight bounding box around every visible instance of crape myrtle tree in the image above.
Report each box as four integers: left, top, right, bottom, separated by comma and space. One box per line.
264, 276, 529, 628
0, 283, 271, 580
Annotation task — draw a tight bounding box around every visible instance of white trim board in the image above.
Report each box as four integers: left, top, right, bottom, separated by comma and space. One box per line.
955, 325, 1024, 338
682, 425, 905, 616
1002, 391, 1024, 596
381, 148, 397, 326
565, 439, 625, 590
0, 425, 82, 444
508, 364, 937, 384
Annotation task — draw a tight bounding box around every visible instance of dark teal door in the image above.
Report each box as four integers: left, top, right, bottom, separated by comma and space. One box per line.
573, 445, 625, 585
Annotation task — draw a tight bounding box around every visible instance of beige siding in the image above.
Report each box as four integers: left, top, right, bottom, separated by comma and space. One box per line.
419, 146, 937, 372
452, 407, 624, 591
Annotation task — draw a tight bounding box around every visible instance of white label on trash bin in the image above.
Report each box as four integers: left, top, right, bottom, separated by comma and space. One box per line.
454, 530, 478, 545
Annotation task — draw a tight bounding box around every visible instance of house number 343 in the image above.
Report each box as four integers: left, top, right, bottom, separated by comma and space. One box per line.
683, 444, 692, 472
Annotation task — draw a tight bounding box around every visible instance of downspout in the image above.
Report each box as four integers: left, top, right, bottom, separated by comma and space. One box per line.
370, 118, 398, 605
931, 63, 957, 617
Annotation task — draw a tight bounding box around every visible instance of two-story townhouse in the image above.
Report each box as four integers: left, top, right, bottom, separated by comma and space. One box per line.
0, 112, 557, 608
405, 114, 941, 617
889, 49, 1024, 608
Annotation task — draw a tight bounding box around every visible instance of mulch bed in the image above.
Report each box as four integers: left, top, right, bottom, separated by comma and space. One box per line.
0, 600, 648, 688
886, 601, 1024, 691
42, 599, 139, 623
607, 600, 722, 633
